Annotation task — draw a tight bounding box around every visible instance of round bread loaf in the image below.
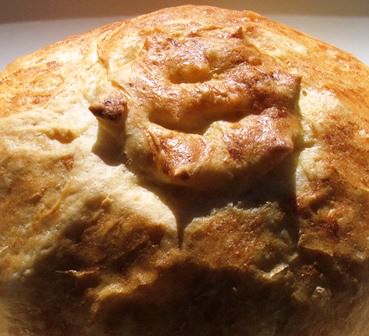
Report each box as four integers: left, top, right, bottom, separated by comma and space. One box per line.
1, 5, 369, 336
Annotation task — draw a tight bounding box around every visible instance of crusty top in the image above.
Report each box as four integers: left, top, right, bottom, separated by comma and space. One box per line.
1, 5, 369, 336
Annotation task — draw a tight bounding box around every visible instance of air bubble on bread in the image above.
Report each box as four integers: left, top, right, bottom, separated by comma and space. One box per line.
94, 20, 302, 190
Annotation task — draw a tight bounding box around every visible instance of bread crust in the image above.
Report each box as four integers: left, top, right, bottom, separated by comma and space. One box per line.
1, 5, 369, 336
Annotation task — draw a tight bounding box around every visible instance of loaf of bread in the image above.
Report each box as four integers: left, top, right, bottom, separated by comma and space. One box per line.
1, 5, 369, 336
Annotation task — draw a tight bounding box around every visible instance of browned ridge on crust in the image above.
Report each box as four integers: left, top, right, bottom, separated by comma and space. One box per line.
1, 5, 369, 336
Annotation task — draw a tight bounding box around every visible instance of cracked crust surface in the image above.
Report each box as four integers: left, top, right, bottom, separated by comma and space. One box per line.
1, 5, 369, 336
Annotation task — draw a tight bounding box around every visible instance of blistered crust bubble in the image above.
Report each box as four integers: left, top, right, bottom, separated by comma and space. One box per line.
95, 17, 302, 189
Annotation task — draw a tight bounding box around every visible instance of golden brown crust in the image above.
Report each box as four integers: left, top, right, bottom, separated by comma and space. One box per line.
1, 5, 369, 336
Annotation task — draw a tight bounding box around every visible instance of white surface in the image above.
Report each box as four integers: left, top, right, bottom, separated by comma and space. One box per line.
0, 14, 368, 70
